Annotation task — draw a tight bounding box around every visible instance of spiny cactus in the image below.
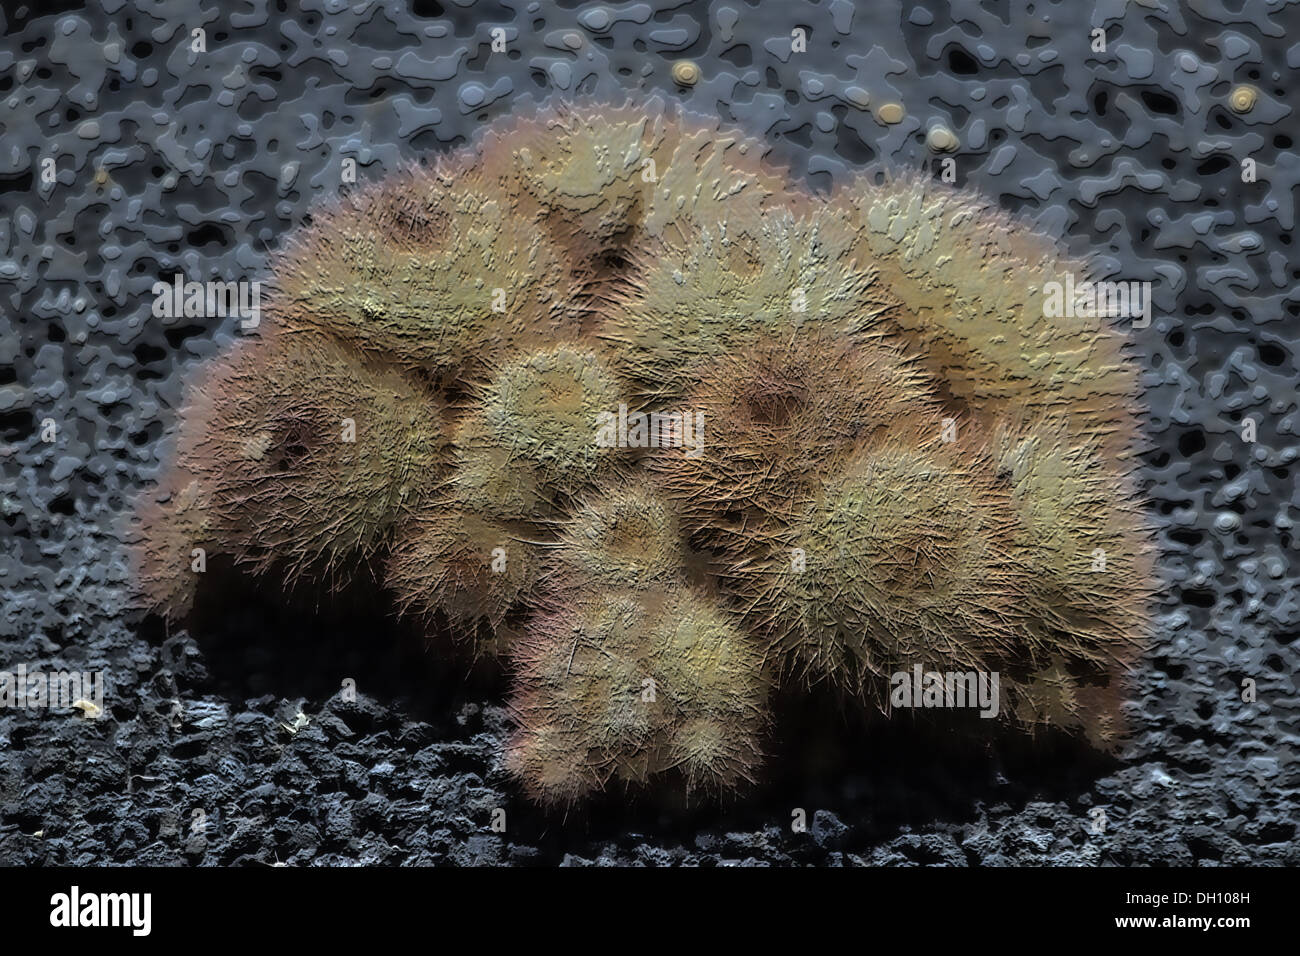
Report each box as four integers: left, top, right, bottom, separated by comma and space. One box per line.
719, 413, 1028, 700
994, 415, 1154, 663
131, 98, 1154, 806
479, 97, 797, 250
385, 509, 541, 656
549, 480, 685, 591
478, 102, 670, 251
272, 162, 588, 381
448, 414, 549, 523
651, 332, 938, 527
506, 584, 768, 806
129, 470, 213, 623
991, 415, 1153, 746
647, 590, 770, 793
474, 343, 627, 495
605, 205, 896, 399
835, 171, 1141, 454
132, 331, 446, 600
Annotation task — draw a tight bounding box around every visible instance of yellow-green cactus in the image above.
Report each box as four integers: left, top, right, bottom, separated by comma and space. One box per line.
142, 331, 446, 587
651, 332, 939, 527
723, 414, 1029, 702
836, 170, 1141, 455
448, 413, 549, 524
475, 343, 627, 494
550, 480, 684, 591
386, 509, 541, 653
127, 470, 214, 623
506, 585, 768, 806
272, 163, 587, 380
996, 416, 1153, 654
131, 100, 1153, 805
605, 205, 895, 398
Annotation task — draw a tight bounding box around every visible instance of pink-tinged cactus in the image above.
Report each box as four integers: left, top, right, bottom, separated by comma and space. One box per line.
505, 584, 769, 807
131, 99, 1153, 805
650, 333, 939, 527
130, 330, 446, 601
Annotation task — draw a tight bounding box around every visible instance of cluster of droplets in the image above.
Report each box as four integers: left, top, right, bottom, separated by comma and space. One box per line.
131, 98, 1152, 807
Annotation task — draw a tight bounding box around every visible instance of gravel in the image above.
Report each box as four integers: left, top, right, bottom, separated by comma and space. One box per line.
1, 0, 1296, 866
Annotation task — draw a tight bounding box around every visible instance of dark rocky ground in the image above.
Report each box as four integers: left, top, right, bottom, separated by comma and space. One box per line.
1, 0, 1297, 865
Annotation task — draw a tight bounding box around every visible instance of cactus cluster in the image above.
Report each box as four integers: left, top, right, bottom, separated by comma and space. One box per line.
130, 98, 1153, 806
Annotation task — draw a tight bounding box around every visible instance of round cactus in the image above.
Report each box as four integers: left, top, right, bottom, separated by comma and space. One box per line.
995, 416, 1154, 660
723, 415, 1028, 702
647, 591, 769, 793
475, 344, 625, 491
652, 332, 939, 528
549, 480, 684, 591
835, 170, 1142, 454
128, 470, 214, 622
991, 415, 1153, 747
478, 96, 799, 249
175, 331, 447, 582
386, 509, 540, 648
272, 162, 587, 380
448, 414, 549, 524
478, 101, 671, 249
504, 722, 602, 808
132, 100, 1153, 806
506, 590, 657, 805
604, 205, 894, 399
506, 584, 769, 806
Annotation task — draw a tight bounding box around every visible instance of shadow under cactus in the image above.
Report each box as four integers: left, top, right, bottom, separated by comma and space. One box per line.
166, 558, 497, 723
156, 559, 1120, 861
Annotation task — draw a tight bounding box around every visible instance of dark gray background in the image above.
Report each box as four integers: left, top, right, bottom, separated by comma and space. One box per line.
0, 0, 1296, 865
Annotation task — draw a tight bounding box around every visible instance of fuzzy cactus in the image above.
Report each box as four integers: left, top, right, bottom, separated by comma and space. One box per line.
478, 99, 798, 248
834, 171, 1141, 456
715, 413, 1027, 699
272, 163, 588, 381
129, 330, 446, 604
130, 97, 1153, 807
474, 343, 626, 495
506, 584, 769, 806
129, 471, 214, 623
550, 480, 685, 591
605, 206, 895, 399
650, 332, 938, 527
385, 508, 541, 654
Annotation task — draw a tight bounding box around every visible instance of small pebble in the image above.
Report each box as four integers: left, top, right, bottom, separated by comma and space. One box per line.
671, 60, 700, 86
876, 102, 905, 124
1229, 85, 1258, 113
1214, 512, 1242, 533
926, 125, 959, 152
